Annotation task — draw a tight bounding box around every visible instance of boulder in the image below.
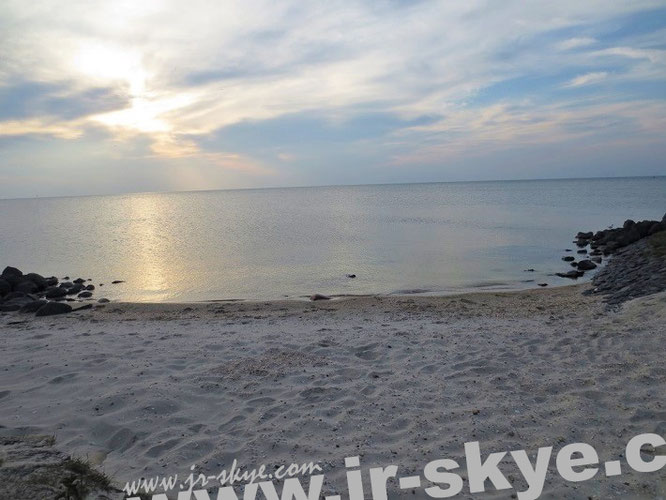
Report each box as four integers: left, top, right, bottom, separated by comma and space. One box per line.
310, 293, 331, 301
97, 298, 110, 303
0, 303, 21, 312
35, 302, 72, 317
1, 266, 23, 286
20, 300, 48, 313
73, 278, 86, 284
85, 284, 95, 291
562, 256, 575, 262
3, 291, 27, 301
14, 280, 38, 294
45, 286, 67, 299
0, 278, 10, 297
44, 276, 59, 287
77, 291, 93, 298
577, 260, 597, 271
25, 273, 48, 290
556, 270, 584, 279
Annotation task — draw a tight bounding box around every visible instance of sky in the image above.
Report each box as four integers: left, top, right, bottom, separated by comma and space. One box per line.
1, 1, 665, 198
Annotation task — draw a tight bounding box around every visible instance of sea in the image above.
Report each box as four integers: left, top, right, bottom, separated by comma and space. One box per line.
1, 177, 664, 302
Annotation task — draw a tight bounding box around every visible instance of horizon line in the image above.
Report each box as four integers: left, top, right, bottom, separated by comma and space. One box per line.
1, 173, 665, 202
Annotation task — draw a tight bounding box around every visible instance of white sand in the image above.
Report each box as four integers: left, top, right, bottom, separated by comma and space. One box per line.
1, 285, 665, 498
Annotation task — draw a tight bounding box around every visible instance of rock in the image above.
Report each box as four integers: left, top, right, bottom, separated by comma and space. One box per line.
111, 280, 125, 284
1, 266, 23, 279
537, 283, 548, 287
310, 293, 331, 301
59, 282, 74, 289
577, 260, 597, 271
0, 303, 21, 312
570, 262, 578, 267
346, 274, 356, 278
85, 284, 95, 290
15, 280, 39, 294
20, 300, 48, 313
3, 291, 27, 301
97, 298, 110, 303
577, 249, 587, 254
0, 278, 10, 297
73, 278, 86, 284
44, 276, 59, 287
591, 256, 602, 264
77, 291, 93, 298
623, 219, 635, 230
35, 302, 72, 317
45, 286, 67, 299
577, 232, 593, 239
556, 270, 584, 279
565, 249, 572, 252
66, 284, 84, 295
1, 266, 23, 286
524, 268, 535, 272
24, 273, 48, 290
562, 256, 575, 262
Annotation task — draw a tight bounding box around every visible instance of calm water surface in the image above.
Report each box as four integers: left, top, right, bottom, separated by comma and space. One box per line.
1, 177, 664, 301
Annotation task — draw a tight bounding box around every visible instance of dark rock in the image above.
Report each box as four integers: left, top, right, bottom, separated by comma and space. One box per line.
1, 266, 23, 279
577, 249, 587, 254
73, 278, 86, 284
66, 284, 84, 295
577, 260, 597, 271
562, 256, 575, 262
556, 270, 584, 279
565, 249, 572, 252
45, 286, 67, 299
14, 280, 38, 294
0, 278, 10, 297
310, 293, 331, 301
24, 273, 48, 290
111, 280, 125, 284
570, 262, 578, 267
20, 300, 48, 313
523, 269, 535, 272
346, 274, 356, 278
77, 291, 93, 298
85, 284, 95, 291
97, 298, 110, 303
3, 291, 27, 301
0, 303, 21, 312
59, 282, 74, 289
577, 232, 593, 239
44, 276, 59, 287
35, 302, 72, 316
623, 219, 635, 230
591, 257, 602, 263
1, 266, 23, 286
537, 283, 548, 287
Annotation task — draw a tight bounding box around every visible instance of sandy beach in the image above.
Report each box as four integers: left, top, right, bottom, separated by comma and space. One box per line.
1, 282, 665, 498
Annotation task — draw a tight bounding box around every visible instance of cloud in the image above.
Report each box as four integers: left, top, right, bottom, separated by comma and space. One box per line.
0, 1, 665, 196
564, 71, 610, 87
557, 37, 597, 50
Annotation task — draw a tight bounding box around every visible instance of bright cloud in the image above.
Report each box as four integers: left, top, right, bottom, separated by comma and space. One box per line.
0, 1, 665, 197
565, 72, 610, 87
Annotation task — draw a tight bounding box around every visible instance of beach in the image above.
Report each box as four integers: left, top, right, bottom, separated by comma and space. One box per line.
2, 280, 665, 498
